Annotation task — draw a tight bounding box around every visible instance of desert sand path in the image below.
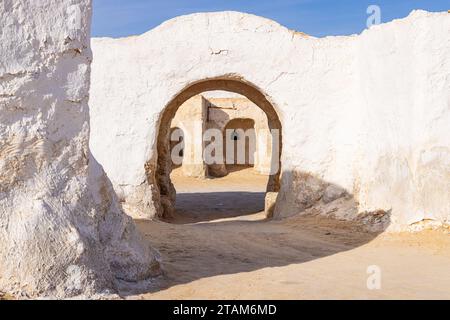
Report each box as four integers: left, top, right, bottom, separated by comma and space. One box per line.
125, 168, 450, 299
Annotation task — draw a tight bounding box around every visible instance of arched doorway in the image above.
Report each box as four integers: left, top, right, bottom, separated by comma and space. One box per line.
152, 77, 282, 220
223, 118, 256, 172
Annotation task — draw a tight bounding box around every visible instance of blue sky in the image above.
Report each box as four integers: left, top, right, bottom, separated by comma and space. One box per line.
92, 0, 449, 38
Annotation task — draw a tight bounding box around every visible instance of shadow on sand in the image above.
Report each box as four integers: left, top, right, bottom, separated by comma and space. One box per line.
168, 191, 265, 224
122, 171, 391, 297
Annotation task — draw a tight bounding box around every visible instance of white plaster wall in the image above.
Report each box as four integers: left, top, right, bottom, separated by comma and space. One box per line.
0, 0, 159, 298
207, 97, 268, 130
354, 12, 450, 227
206, 97, 272, 174
171, 95, 207, 177
90, 11, 450, 229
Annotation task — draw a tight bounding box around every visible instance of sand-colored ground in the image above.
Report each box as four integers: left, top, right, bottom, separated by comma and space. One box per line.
1, 168, 448, 300
123, 168, 450, 300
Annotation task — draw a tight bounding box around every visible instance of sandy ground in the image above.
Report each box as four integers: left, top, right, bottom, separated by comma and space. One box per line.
1, 168, 447, 300
124, 168, 450, 300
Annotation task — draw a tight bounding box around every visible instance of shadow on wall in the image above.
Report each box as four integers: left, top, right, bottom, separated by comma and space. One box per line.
87, 155, 162, 283
205, 107, 229, 177
274, 170, 391, 230
126, 169, 391, 296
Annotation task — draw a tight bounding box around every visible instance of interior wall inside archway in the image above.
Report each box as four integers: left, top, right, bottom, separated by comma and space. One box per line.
170, 91, 274, 178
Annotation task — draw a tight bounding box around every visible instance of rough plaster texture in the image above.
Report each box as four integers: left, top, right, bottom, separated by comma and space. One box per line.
89, 11, 449, 230
0, 0, 160, 298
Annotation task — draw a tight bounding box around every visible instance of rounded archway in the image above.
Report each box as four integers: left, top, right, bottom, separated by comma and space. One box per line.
223, 118, 256, 172
152, 77, 282, 219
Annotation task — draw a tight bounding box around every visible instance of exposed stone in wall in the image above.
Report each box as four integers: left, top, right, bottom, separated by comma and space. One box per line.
0, 0, 160, 298
90, 11, 450, 230
264, 192, 279, 218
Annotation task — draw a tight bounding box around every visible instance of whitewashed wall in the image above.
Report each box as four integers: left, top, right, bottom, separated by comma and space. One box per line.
0, 0, 159, 298
90, 11, 450, 230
